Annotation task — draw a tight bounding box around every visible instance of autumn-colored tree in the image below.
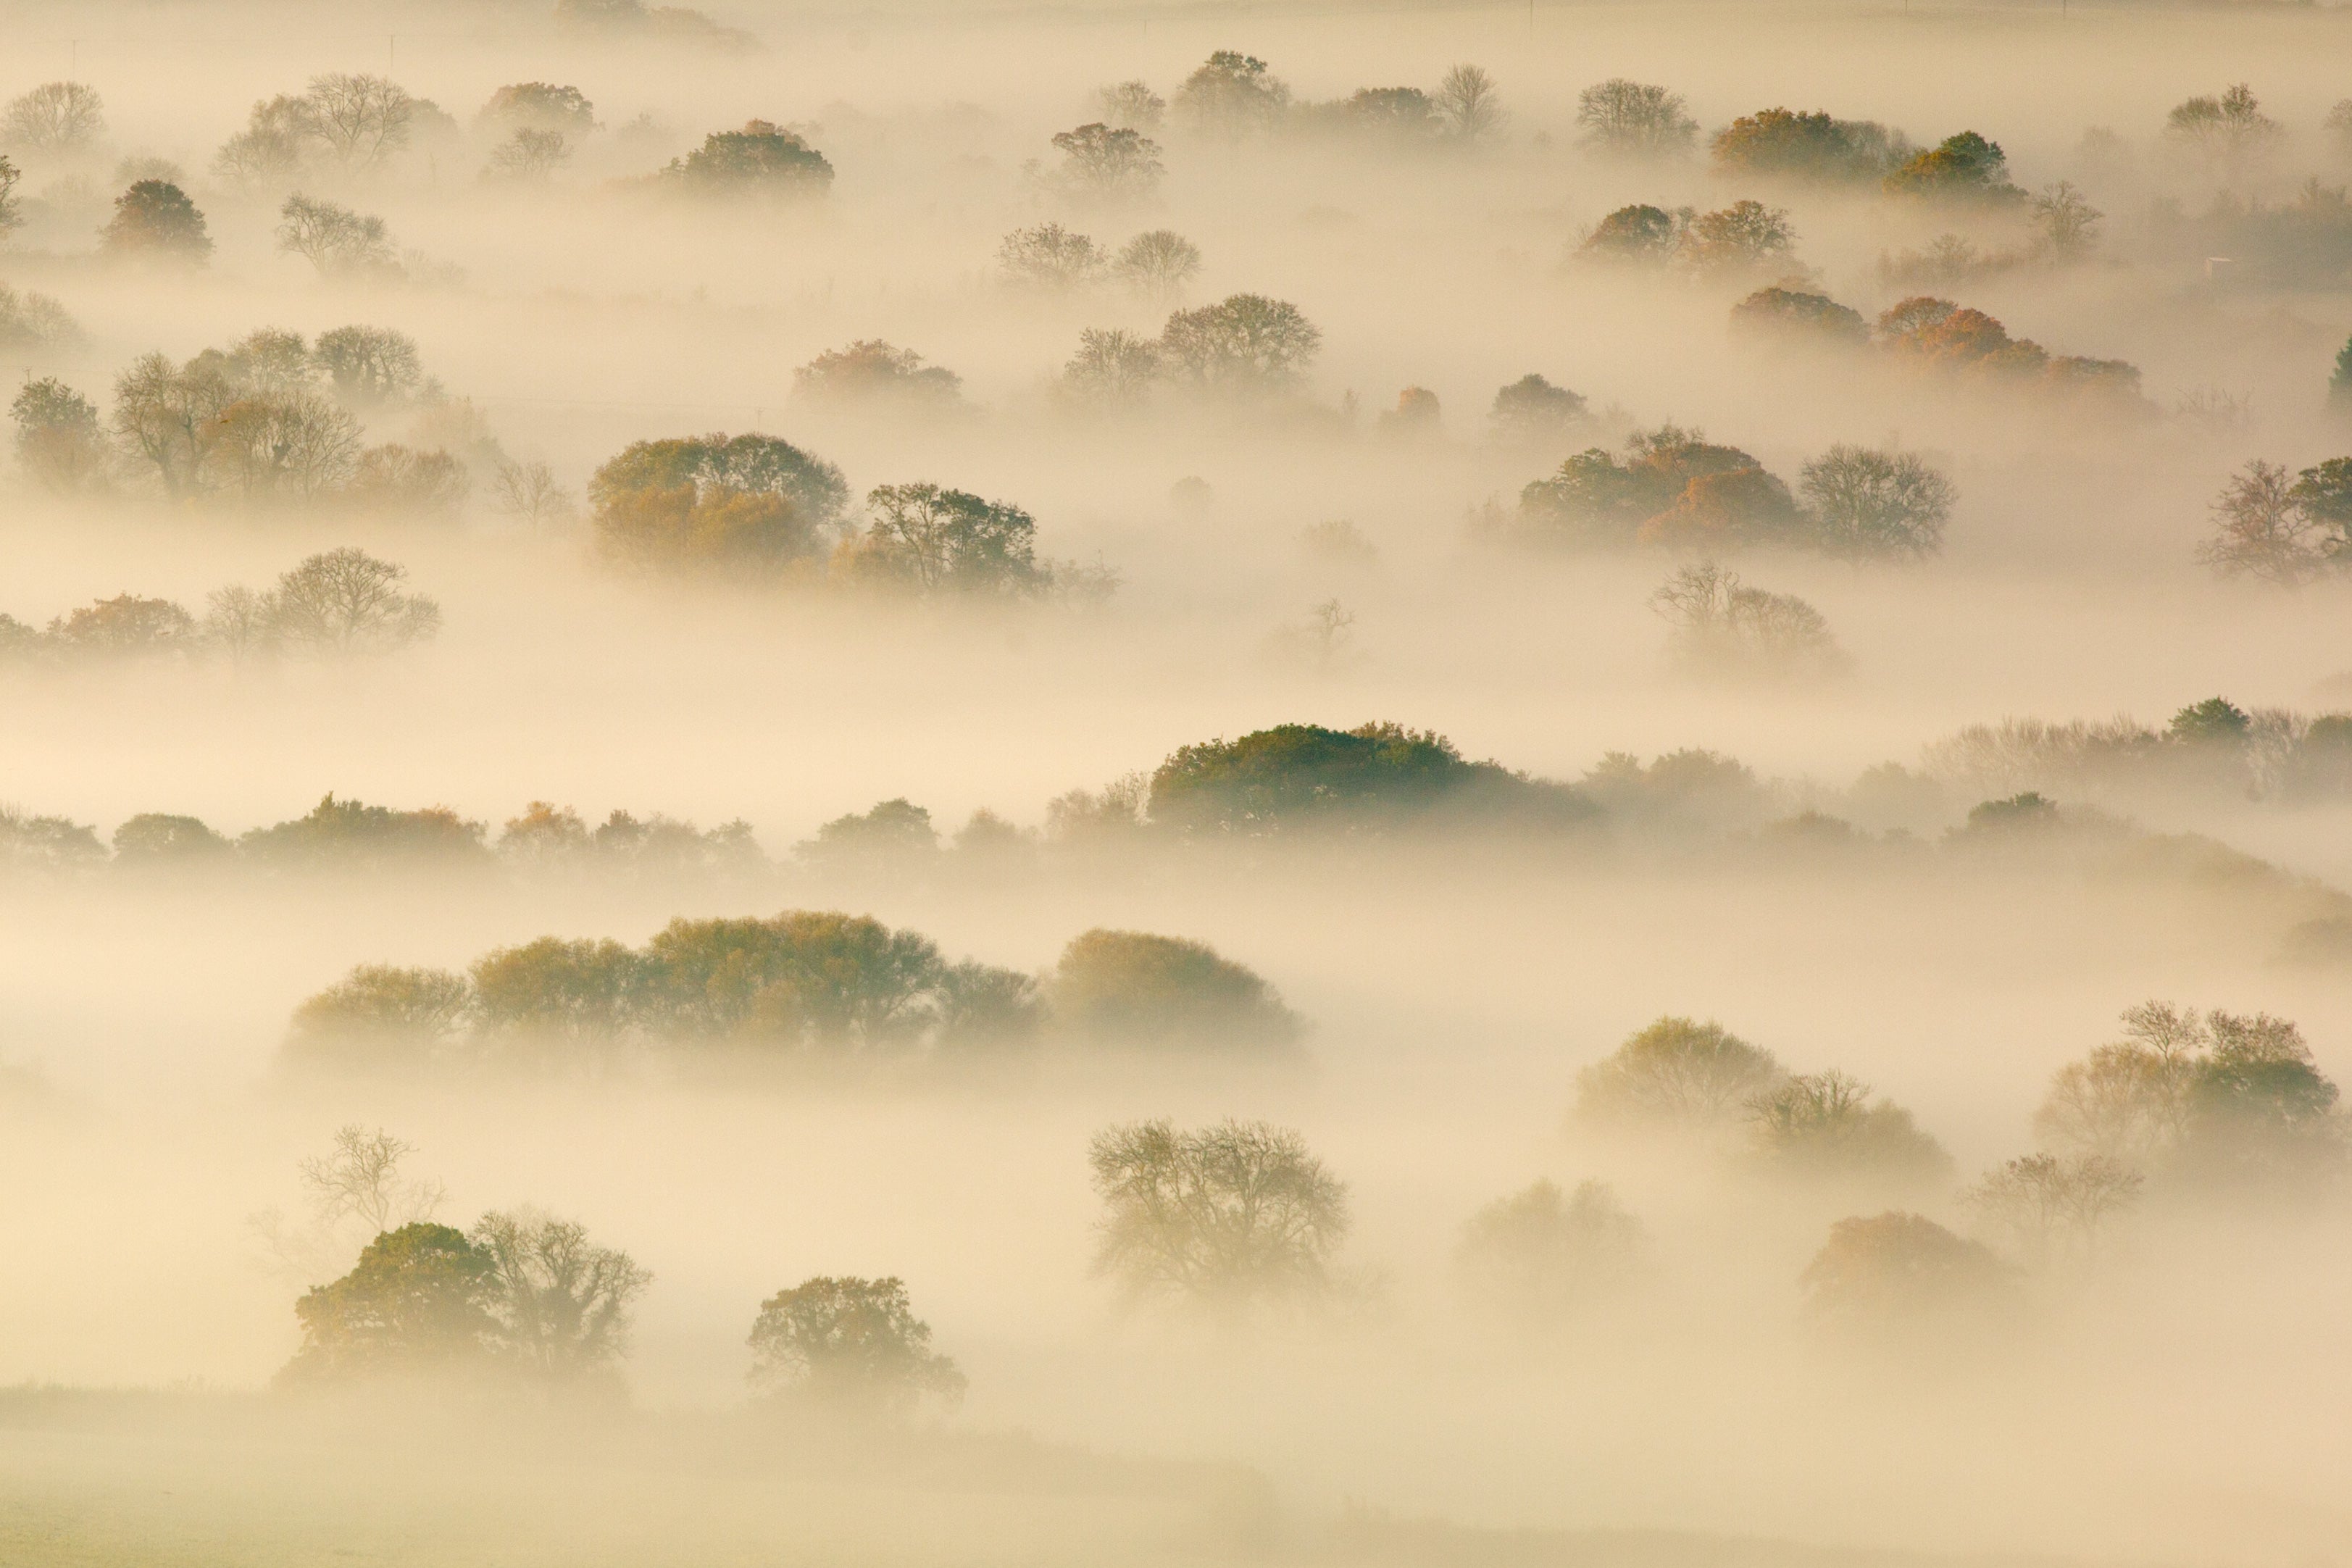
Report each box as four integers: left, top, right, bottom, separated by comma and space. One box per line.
99, 180, 212, 259
283, 1222, 495, 1383
1048, 928, 1302, 1050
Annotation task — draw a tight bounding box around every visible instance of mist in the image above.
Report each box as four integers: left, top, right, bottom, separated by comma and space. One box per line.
4, 1, 2352, 1565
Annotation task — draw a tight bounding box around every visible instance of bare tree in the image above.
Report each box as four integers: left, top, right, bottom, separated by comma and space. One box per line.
486, 128, 570, 180
1059, 328, 1162, 410
1115, 229, 1201, 299
276, 193, 401, 279
267, 548, 442, 654
997, 222, 1104, 289
1, 82, 106, 153
305, 72, 415, 168
301, 1125, 448, 1234
1434, 64, 1505, 141
1088, 1118, 1351, 1311
1576, 79, 1698, 157
2198, 459, 2326, 583
1798, 445, 1956, 559
1095, 80, 1166, 132
492, 456, 575, 530
1965, 1153, 2143, 1264
1653, 562, 1844, 676
109, 352, 237, 499
2030, 180, 2103, 259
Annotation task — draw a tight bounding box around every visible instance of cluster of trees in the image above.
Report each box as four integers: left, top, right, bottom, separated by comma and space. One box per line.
215, 72, 440, 188
1143, 722, 1585, 835
11, 323, 480, 511
2201, 456, 2352, 583
275, 1128, 958, 1410
1580, 199, 1798, 274
662, 120, 833, 198
1725, 290, 2148, 409
0, 793, 761, 878
587, 430, 1113, 599
1058, 293, 1322, 412
1650, 562, 1846, 679
1129, 52, 1501, 145
0, 549, 438, 668
475, 82, 597, 181
1575, 1017, 1952, 1188
283, 915, 1301, 1073
1514, 426, 1957, 557
1920, 696, 2352, 806
997, 223, 1199, 296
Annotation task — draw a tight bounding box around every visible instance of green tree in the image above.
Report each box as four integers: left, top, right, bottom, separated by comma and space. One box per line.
840, 483, 1052, 596
667, 120, 833, 196
2164, 83, 2280, 163
1088, 1119, 1350, 1310
1488, 374, 1587, 446
641, 910, 950, 1050
1882, 131, 2024, 202
1146, 721, 1557, 832
747, 1276, 965, 1411
244, 794, 485, 867
100, 180, 212, 260
470, 938, 645, 1059
470, 1210, 651, 1385
476, 82, 597, 137
110, 813, 233, 864
1172, 51, 1292, 136
1680, 199, 1796, 271
284, 964, 474, 1070
795, 798, 940, 868
1748, 1069, 1952, 1184
1048, 929, 1302, 1050
1575, 1016, 1786, 1127
793, 341, 962, 409
1730, 287, 1869, 347
1155, 293, 1321, 396
1579, 203, 1683, 262
1051, 122, 1163, 201
283, 1222, 495, 1383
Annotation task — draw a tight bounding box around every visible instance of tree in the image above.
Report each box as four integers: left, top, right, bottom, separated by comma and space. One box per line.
205, 391, 364, 503
793, 341, 962, 408
2198, 459, 2327, 584
1146, 721, 1561, 833
492, 457, 575, 530
285, 964, 473, 1070
470, 1210, 651, 1385
842, 483, 1051, 596
312, 325, 423, 405
1964, 1154, 2141, 1264
99, 180, 211, 259
0, 155, 17, 237
470, 938, 645, 1058
666, 120, 833, 196
1680, 199, 1796, 271
1748, 1069, 1951, 1183
1088, 1119, 1350, 1309
224, 328, 319, 393
304, 73, 415, 167
111, 813, 233, 864
477, 83, 597, 138
46, 595, 196, 658
1580, 204, 1684, 263
349, 444, 469, 514
202, 586, 280, 663
1488, 374, 1586, 448
2288, 456, 2352, 558
1455, 1179, 1646, 1319
2165, 83, 2280, 163
2331, 337, 2352, 414
2031, 180, 2102, 259
1051, 122, 1163, 201
1060, 328, 1162, 410
1575, 1015, 1786, 1127
1730, 287, 1869, 347
747, 1277, 965, 1412
276, 193, 399, 279
1882, 131, 2024, 203
301, 1126, 450, 1236
1576, 79, 1696, 157
1155, 293, 1320, 396
1711, 108, 1910, 182
1173, 51, 1292, 136
590, 432, 844, 576
1096, 81, 1165, 132
1048, 929, 1302, 1051
796, 798, 939, 867
641, 910, 952, 1050
283, 1222, 494, 1383
486, 128, 570, 180
998, 222, 1104, 289
1639, 465, 1805, 550
1, 82, 105, 153
1434, 64, 1505, 141
10, 378, 106, 492
214, 94, 322, 187
1799, 1212, 2010, 1327
110, 352, 237, 499
1114, 229, 1201, 298
268, 549, 441, 654
1798, 445, 1956, 559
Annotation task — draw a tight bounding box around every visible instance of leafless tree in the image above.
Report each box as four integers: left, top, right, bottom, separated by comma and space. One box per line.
1435, 64, 1506, 141
1, 82, 106, 153
1088, 1118, 1351, 1311
305, 72, 415, 168
267, 548, 442, 654
1966, 1152, 2143, 1264
2198, 459, 2326, 583
492, 456, 575, 530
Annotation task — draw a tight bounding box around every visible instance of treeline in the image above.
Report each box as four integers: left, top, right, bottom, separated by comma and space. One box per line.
285, 917, 1301, 1072
0, 549, 438, 666
1919, 696, 2352, 807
